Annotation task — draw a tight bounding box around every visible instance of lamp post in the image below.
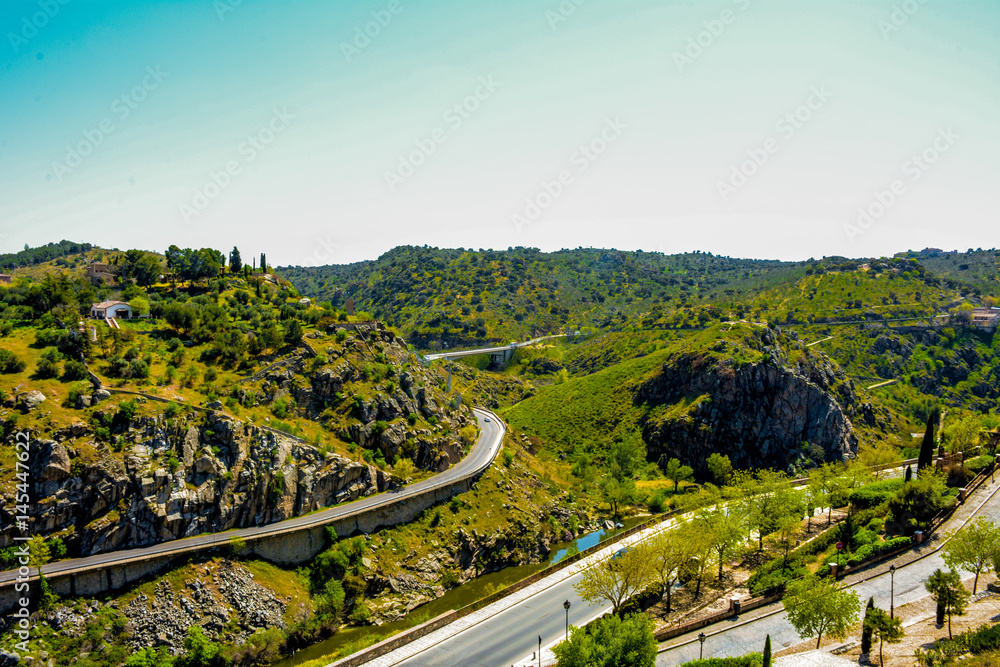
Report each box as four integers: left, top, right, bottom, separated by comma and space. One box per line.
563, 600, 571, 642
889, 565, 896, 619
698, 632, 706, 660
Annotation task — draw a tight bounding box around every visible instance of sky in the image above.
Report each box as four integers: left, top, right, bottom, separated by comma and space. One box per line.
0, 0, 998, 267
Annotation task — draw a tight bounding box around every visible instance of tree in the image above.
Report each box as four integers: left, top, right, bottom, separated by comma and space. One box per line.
904, 465, 913, 482
601, 434, 645, 518
773, 513, 803, 572
859, 441, 899, 480
691, 492, 743, 580
864, 607, 903, 666
260, 252, 267, 273
283, 319, 304, 345
553, 613, 656, 667
763, 634, 772, 667
925, 568, 969, 639
259, 320, 282, 353
942, 518, 1000, 594
784, 575, 861, 649
918, 413, 937, 470
229, 246, 242, 273
706, 453, 733, 485
808, 463, 850, 527
601, 476, 635, 520
645, 525, 690, 613
573, 545, 652, 615
860, 596, 875, 655
661, 457, 693, 494
749, 469, 801, 550
176, 625, 229, 667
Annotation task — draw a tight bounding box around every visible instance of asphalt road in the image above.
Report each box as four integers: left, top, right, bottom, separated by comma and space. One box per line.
396, 558, 605, 667
656, 479, 1000, 663
0, 409, 503, 586
383, 465, 946, 667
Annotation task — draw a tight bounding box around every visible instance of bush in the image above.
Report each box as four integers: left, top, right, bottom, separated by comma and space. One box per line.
0, 349, 26, 374
849, 478, 903, 509
747, 565, 808, 597
35, 357, 60, 379
966, 455, 993, 475
62, 360, 88, 381
681, 655, 763, 667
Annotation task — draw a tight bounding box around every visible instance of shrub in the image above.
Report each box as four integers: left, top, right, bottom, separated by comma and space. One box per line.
747, 566, 808, 597
681, 656, 763, 667
849, 478, 903, 509
35, 357, 60, 379
966, 455, 993, 475
62, 360, 88, 381
0, 349, 26, 374
440, 570, 460, 589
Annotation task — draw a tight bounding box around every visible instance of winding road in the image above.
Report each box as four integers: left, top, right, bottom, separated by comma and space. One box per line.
0, 409, 504, 587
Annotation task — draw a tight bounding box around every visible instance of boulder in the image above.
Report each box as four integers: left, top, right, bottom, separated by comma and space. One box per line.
17, 390, 46, 412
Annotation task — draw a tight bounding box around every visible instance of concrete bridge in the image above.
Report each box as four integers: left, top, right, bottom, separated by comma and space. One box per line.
423, 333, 574, 366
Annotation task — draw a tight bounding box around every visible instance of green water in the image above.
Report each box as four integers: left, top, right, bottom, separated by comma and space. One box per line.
275, 516, 646, 666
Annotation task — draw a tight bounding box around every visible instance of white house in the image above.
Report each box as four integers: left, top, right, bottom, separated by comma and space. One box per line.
971, 307, 1000, 330
90, 300, 133, 320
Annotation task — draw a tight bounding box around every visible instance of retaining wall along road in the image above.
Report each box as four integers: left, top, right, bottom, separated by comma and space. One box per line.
0, 410, 503, 615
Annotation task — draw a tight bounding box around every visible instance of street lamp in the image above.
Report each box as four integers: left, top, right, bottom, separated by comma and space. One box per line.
563, 600, 571, 641
889, 564, 896, 619
698, 632, 706, 660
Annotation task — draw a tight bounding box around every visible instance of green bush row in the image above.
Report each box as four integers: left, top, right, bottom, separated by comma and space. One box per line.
681, 654, 763, 667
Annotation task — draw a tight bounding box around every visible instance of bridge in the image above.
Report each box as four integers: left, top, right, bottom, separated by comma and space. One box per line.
423, 333, 574, 365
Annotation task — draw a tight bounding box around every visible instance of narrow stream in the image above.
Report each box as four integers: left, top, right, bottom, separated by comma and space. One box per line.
275, 516, 647, 666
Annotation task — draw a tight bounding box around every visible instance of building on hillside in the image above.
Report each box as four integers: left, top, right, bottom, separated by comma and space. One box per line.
0, 273, 12, 285
971, 307, 1000, 330
90, 301, 133, 320
86, 261, 114, 284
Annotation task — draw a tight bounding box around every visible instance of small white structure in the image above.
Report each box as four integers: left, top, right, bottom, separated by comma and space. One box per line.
90, 300, 133, 320
971, 307, 1000, 330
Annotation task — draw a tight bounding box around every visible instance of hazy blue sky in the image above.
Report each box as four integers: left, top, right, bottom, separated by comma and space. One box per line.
1, 0, 997, 265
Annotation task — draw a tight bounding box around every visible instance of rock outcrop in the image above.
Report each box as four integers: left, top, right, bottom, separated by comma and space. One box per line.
638, 329, 858, 472
19, 412, 390, 556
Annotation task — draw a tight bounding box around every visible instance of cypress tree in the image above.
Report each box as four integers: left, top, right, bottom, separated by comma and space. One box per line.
763, 634, 772, 667
904, 465, 912, 482
918, 413, 936, 470
860, 596, 875, 654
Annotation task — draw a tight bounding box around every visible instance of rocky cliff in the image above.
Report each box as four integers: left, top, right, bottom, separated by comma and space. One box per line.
2, 323, 478, 557
23, 413, 391, 556
637, 328, 860, 472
